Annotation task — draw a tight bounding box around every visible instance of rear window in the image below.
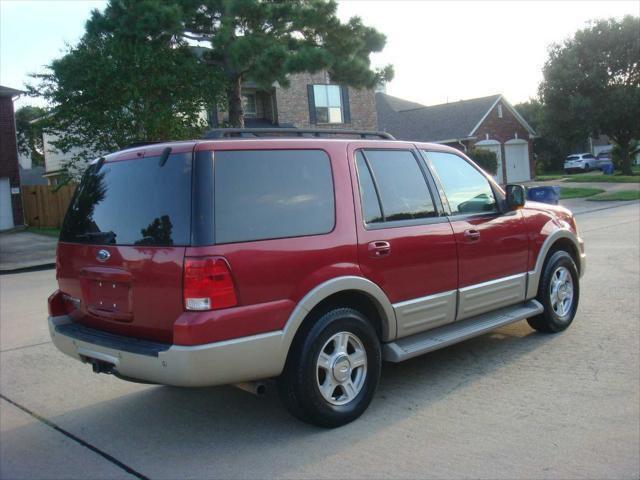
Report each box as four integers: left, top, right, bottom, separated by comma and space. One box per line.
213, 150, 334, 243
566, 155, 579, 160
60, 154, 192, 246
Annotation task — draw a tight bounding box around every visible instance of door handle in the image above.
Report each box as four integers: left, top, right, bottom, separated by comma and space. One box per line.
463, 229, 481, 242
368, 241, 391, 257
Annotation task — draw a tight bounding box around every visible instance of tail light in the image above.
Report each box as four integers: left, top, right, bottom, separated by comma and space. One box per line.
183, 256, 238, 311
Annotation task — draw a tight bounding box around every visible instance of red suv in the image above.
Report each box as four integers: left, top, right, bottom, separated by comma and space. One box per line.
48, 129, 585, 427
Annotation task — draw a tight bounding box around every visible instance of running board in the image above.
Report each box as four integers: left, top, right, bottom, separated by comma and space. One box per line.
383, 300, 543, 362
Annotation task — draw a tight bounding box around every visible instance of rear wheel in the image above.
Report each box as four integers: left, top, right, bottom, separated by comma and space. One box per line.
528, 250, 579, 333
277, 307, 381, 428
584, 163, 590, 172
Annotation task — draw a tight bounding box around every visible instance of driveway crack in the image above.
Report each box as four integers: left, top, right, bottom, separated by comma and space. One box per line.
0, 393, 149, 480
1, 341, 52, 353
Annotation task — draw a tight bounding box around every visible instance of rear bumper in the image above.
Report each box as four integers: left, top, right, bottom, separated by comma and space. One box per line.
48, 315, 285, 387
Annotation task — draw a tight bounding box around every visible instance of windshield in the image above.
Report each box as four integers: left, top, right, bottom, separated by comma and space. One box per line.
60, 153, 192, 246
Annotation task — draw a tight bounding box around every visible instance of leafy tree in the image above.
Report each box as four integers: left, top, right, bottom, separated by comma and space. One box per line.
467, 148, 498, 174
515, 99, 568, 172
15, 105, 47, 167
540, 16, 640, 175
29, 0, 223, 179
179, 0, 394, 126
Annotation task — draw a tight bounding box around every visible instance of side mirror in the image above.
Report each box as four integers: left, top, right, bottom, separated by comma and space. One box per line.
506, 184, 526, 210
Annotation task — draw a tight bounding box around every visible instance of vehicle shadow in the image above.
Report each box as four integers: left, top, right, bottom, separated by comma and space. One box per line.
9, 322, 557, 478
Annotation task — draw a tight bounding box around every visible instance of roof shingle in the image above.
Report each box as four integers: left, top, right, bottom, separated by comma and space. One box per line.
376, 93, 502, 143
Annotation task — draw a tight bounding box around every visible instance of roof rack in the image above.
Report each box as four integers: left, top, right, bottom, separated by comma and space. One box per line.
203, 128, 395, 140
121, 141, 163, 150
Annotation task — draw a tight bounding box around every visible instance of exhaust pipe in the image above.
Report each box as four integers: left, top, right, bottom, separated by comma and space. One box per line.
233, 381, 267, 396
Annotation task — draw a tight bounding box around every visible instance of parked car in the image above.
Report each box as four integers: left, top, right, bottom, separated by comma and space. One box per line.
48, 129, 586, 428
564, 153, 597, 173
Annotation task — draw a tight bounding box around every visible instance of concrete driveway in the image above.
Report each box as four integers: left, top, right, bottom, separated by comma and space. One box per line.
0, 230, 57, 272
1, 203, 638, 479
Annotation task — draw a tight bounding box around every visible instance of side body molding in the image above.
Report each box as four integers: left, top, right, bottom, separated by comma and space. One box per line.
278, 276, 397, 366
526, 228, 585, 300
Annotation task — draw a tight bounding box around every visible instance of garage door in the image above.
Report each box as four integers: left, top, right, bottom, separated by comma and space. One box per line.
504, 139, 531, 183
0, 177, 15, 231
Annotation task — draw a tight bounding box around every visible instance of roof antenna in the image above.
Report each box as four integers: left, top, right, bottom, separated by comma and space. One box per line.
158, 147, 172, 167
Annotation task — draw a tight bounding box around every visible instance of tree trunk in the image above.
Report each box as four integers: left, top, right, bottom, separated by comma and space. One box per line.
227, 75, 244, 128
619, 140, 633, 176
612, 137, 633, 175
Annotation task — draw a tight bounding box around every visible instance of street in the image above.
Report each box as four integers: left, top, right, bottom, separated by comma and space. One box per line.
1, 202, 639, 479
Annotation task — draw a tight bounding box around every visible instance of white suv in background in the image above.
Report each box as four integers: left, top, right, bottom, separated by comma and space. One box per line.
564, 153, 596, 173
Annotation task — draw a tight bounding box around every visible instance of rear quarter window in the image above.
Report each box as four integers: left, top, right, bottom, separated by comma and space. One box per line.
213, 149, 335, 243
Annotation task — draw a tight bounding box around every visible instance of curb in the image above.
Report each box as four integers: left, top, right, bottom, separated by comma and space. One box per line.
572, 200, 640, 216
0, 263, 56, 276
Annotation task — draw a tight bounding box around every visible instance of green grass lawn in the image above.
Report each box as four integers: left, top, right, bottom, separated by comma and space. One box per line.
559, 187, 605, 199
536, 171, 640, 183
27, 227, 61, 237
587, 190, 640, 201
565, 173, 640, 183
535, 174, 565, 181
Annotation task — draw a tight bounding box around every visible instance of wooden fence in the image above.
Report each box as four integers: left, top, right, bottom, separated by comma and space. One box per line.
21, 185, 76, 228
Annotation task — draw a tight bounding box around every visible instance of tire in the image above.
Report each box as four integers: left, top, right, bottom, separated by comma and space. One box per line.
277, 307, 381, 428
527, 250, 580, 333
584, 163, 590, 172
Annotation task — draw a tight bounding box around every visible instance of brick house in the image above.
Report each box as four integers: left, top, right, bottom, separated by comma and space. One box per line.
40, 71, 379, 185
212, 71, 378, 131
376, 93, 536, 183
0, 85, 25, 230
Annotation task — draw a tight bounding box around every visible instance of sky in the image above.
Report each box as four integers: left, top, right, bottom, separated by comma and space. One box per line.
1, 0, 638, 110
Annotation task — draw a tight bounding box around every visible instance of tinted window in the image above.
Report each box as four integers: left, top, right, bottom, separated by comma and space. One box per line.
584, 154, 595, 159
60, 154, 192, 246
358, 150, 436, 223
566, 155, 579, 160
424, 151, 497, 215
355, 152, 383, 223
214, 150, 334, 243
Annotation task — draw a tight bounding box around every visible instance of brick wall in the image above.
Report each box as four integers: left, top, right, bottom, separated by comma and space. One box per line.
0, 96, 24, 226
472, 101, 535, 181
275, 72, 378, 130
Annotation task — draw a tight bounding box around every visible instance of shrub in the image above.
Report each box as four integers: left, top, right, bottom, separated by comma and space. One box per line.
467, 148, 498, 174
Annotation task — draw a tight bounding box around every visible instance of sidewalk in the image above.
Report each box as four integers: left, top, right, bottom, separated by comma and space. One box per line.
0, 230, 57, 273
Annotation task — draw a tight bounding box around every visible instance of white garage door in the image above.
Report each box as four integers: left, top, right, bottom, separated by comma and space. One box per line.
504, 139, 531, 183
0, 177, 15, 231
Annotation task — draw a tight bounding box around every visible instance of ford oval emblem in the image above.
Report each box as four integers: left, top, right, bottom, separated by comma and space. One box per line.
96, 249, 110, 262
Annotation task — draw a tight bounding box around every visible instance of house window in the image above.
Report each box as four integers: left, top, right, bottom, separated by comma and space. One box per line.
313, 85, 343, 123
497, 104, 503, 118
242, 94, 257, 115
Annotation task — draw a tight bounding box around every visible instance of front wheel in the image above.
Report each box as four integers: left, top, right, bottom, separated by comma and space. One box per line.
528, 250, 580, 333
277, 307, 381, 428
